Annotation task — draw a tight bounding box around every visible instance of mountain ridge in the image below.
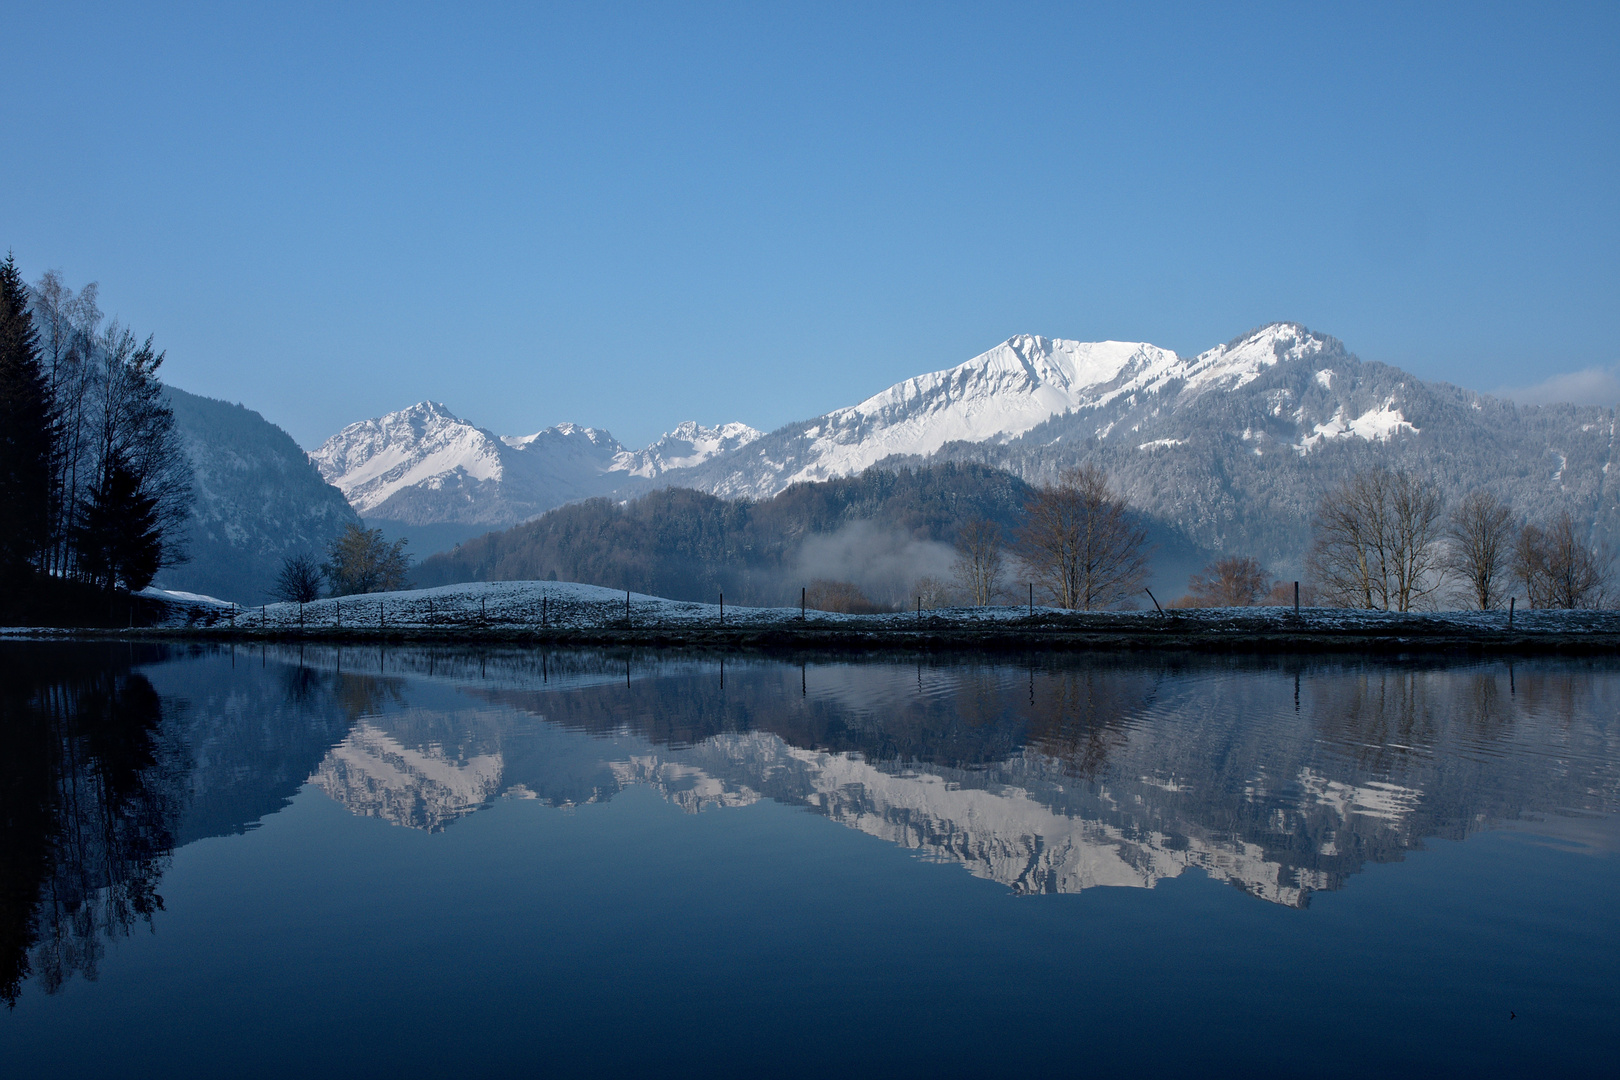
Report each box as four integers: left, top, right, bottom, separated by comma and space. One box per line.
312, 323, 1620, 575
311, 405, 761, 534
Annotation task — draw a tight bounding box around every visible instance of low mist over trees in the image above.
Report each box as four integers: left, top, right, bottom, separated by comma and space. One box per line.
414, 463, 1033, 607
0, 261, 191, 599
805, 579, 888, 614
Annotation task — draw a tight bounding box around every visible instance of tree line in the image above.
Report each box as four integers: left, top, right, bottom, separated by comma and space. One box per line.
946, 463, 1612, 613
0, 259, 191, 597
272, 523, 412, 604
381, 452, 1613, 614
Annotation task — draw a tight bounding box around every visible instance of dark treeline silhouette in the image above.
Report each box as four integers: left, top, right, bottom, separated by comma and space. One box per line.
0, 260, 191, 623
414, 463, 1034, 605
0, 640, 401, 1005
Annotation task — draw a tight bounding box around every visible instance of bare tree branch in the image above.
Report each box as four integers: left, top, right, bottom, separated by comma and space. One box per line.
1016, 464, 1151, 610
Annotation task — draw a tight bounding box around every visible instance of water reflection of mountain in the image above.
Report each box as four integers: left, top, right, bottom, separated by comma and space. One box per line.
5, 644, 1619, 1006
294, 649, 1620, 906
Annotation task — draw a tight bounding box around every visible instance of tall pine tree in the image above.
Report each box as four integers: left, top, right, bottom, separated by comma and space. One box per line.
0, 253, 54, 581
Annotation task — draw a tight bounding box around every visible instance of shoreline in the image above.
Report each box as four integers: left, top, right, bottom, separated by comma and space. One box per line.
12, 610, 1620, 656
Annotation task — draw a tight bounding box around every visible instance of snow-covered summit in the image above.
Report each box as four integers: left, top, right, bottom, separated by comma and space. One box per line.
313, 401, 509, 515
312, 402, 631, 526
313, 403, 761, 530
678, 324, 1344, 498
611, 420, 764, 478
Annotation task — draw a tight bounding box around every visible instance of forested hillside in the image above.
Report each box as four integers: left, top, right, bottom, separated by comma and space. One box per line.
415, 461, 1212, 606
414, 464, 1041, 606
156, 388, 359, 604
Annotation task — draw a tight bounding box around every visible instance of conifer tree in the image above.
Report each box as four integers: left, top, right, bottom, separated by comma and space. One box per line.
0, 253, 55, 581
73, 462, 162, 591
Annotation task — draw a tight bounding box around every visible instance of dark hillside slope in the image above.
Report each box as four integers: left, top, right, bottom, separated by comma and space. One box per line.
155, 388, 359, 604
413, 463, 1181, 606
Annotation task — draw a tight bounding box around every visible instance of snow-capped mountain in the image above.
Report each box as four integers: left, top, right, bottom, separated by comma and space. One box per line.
666, 322, 1618, 572
311, 404, 760, 531
611, 420, 764, 478
311, 402, 621, 526
679, 324, 1353, 498
314, 323, 1620, 572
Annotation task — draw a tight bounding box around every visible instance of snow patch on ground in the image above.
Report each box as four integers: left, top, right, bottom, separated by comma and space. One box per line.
97, 579, 1620, 636
139, 586, 234, 607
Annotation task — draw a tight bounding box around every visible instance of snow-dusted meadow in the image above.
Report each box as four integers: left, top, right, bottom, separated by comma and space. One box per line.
112, 580, 1620, 639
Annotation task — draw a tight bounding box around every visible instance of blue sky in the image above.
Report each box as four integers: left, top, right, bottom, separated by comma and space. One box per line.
4, 2, 1617, 449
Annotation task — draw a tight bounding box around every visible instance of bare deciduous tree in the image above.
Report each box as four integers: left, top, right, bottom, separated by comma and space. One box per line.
912, 575, 952, 609
1307, 467, 1445, 611
951, 518, 1004, 606
273, 553, 323, 604
1445, 489, 1514, 609
1017, 464, 1151, 610
1185, 555, 1269, 607
1515, 512, 1612, 609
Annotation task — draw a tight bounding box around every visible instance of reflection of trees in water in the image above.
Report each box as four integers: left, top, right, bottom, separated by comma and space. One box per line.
0, 644, 186, 1007
1022, 665, 1157, 782
1312, 669, 1447, 775
273, 647, 404, 722
465, 651, 1619, 904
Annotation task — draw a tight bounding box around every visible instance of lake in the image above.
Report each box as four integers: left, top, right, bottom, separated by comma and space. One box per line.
2, 641, 1617, 1077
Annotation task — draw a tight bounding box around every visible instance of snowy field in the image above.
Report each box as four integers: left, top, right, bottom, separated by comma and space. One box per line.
78, 580, 1620, 637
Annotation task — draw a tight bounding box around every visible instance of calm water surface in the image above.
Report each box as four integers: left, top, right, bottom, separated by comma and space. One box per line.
2, 642, 1617, 1077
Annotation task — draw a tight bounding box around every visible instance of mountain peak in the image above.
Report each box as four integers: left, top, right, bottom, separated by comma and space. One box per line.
610, 420, 764, 479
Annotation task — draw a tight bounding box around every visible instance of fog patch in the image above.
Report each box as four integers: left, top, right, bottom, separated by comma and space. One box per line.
792, 520, 956, 607
1498, 367, 1620, 409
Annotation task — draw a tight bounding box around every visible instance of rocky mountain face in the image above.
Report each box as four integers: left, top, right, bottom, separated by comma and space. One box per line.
313, 324, 1619, 579
154, 388, 359, 604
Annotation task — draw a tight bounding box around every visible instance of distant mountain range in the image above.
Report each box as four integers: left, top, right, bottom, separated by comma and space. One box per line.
311, 323, 1620, 576
310, 406, 762, 551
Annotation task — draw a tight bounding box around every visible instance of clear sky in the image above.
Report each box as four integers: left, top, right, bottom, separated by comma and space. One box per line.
4, 1, 1617, 449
